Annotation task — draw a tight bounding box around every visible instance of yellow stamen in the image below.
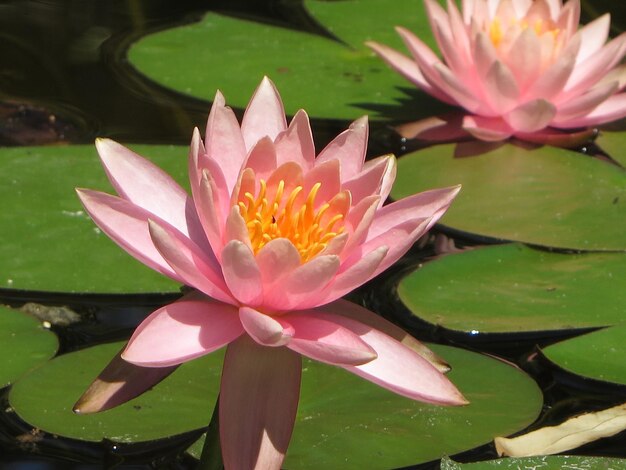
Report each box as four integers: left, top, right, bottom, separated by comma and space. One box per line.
237, 178, 346, 263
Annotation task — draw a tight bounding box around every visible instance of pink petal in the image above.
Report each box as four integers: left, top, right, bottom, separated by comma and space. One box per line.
446, 0, 472, 65
322, 299, 452, 373
484, 60, 521, 114
241, 77, 288, 150
255, 238, 301, 286
122, 299, 243, 367
195, 170, 226, 258
365, 41, 448, 100
553, 81, 619, 123
264, 255, 340, 311
505, 99, 556, 133
147, 220, 234, 304
243, 136, 278, 183
395, 114, 470, 142
552, 93, 626, 128
312, 308, 467, 405
221, 240, 264, 306
315, 246, 388, 306
275, 109, 316, 170
303, 159, 341, 208
239, 307, 292, 347
224, 206, 253, 248
95, 139, 199, 239
576, 13, 610, 64
426, 1, 468, 74
557, 0, 580, 37
463, 115, 514, 141
433, 62, 486, 114
316, 116, 368, 181
506, 28, 542, 93
220, 336, 301, 470
204, 90, 247, 196
342, 195, 381, 256
472, 32, 498, 80
343, 155, 394, 207
279, 311, 377, 365
76, 189, 183, 282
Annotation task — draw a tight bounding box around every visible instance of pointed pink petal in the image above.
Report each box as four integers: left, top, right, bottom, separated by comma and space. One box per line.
557, 0, 579, 37
95, 139, 199, 239
274, 109, 316, 170
505, 99, 556, 133
76, 189, 182, 282
204, 90, 247, 196
316, 116, 368, 181
122, 299, 243, 367
576, 13, 610, 64
279, 311, 377, 365
239, 307, 292, 346
365, 41, 448, 100
553, 81, 618, 123
243, 136, 278, 183
433, 62, 487, 114
552, 93, 626, 128
342, 195, 381, 256
322, 299, 451, 373
463, 115, 514, 141
255, 238, 301, 286
303, 159, 341, 207
426, 1, 468, 74
220, 336, 300, 470
224, 206, 253, 248
221, 240, 264, 306
241, 77, 288, 150
310, 308, 467, 405
195, 171, 226, 258
264, 255, 340, 311
446, 0, 472, 65
483, 61, 520, 114
147, 220, 234, 304
315, 246, 388, 306
343, 155, 394, 207
472, 32, 498, 80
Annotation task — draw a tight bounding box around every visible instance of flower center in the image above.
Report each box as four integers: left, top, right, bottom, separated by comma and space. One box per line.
237, 179, 345, 263
488, 17, 560, 48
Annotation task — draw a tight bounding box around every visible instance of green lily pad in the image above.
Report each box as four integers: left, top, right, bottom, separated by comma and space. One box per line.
541, 323, 626, 386
391, 143, 626, 251
440, 455, 626, 470
398, 243, 626, 334
596, 130, 626, 168
9, 341, 221, 443
0, 144, 185, 294
0, 306, 58, 388
127, 0, 443, 121
188, 344, 542, 469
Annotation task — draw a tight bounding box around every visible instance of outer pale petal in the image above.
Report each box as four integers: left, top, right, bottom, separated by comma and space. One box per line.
552, 93, 626, 128
241, 77, 288, 150
316, 116, 368, 181
314, 307, 467, 405
221, 240, 264, 306
463, 115, 514, 141
220, 336, 301, 470
274, 109, 316, 169
343, 155, 394, 207
148, 220, 234, 304
239, 307, 292, 347
95, 139, 196, 238
322, 299, 452, 373
279, 311, 377, 365
504, 99, 556, 133
553, 81, 618, 123
576, 13, 610, 64
76, 189, 183, 282
122, 299, 243, 367
204, 90, 247, 196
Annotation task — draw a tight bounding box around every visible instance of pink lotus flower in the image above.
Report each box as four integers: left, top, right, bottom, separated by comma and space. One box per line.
76, 77, 466, 469
367, 0, 626, 142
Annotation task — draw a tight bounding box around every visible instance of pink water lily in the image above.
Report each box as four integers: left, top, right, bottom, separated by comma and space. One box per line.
76, 77, 466, 469
368, 0, 626, 142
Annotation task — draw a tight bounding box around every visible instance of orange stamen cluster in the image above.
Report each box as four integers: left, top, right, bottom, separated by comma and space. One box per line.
238, 179, 345, 263
488, 17, 560, 48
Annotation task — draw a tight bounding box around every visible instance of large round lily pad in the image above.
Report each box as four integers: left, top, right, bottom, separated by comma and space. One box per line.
0, 306, 58, 388
188, 344, 542, 469
9, 341, 221, 442
0, 144, 185, 294
391, 143, 626, 251
398, 244, 626, 334
440, 455, 626, 469
541, 323, 626, 386
127, 0, 443, 121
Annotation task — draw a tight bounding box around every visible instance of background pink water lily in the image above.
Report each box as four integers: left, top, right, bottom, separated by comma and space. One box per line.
368, 0, 626, 142
76, 77, 466, 469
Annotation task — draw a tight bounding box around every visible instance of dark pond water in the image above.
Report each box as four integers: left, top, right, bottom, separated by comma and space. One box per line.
2, 1, 626, 469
